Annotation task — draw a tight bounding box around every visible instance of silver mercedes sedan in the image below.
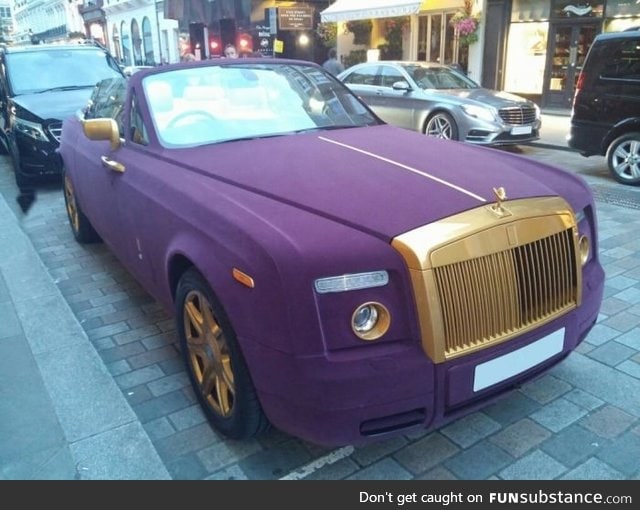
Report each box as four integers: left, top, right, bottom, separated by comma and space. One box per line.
337, 61, 541, 146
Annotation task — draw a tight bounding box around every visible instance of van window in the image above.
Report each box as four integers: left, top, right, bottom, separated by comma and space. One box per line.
600, 39, 640, 81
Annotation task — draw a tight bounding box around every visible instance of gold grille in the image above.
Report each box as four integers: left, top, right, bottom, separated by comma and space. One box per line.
392, 197, 582, 363
433, 228, 577, 358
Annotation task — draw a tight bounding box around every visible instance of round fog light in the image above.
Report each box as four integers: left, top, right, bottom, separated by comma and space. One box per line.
579, 234, 590, 265
351, 302, 391, 341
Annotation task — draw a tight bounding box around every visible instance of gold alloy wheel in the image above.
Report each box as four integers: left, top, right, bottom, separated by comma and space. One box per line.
64, 175, 80, 233
183, 290, 235, 417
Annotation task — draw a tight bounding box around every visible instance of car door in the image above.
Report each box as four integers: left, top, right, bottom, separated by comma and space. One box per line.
374, 64, 424, 130
72, 77, 129, 250
94, 87, 164, 292
340, 64, 385, 111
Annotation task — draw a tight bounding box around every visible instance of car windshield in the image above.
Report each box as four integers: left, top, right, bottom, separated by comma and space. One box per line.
406, 65, 479, 90
143, 63, 380, 148
6, 48, 123, 95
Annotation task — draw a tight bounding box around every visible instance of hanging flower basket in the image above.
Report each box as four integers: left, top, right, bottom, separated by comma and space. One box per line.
450, 0, 481, 47
345, 19, 372, 46
316, 22, 337, 48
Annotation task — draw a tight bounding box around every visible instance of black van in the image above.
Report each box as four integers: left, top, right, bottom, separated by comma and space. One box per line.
568, 28, 640, 186
0, 42, 124, 188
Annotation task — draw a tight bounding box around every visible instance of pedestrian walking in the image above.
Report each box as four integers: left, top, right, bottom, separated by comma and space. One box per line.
322, 48, 344, 76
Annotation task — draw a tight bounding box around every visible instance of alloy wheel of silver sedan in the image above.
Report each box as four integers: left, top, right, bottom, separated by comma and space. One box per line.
425, 112, 459, 140
607, 132, 640, 185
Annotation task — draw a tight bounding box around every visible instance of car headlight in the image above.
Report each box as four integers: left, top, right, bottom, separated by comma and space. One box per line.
461, 104, 496, 122
12, 116, 49, 142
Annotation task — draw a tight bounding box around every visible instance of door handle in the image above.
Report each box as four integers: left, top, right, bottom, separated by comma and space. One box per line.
101, 155, 125, 173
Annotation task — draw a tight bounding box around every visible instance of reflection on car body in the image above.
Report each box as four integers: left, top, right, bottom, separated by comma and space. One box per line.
338, 61, 541, 146
59, 58, 603, 447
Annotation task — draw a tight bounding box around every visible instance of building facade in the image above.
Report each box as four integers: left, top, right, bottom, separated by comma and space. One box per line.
13, 0, 85, 44
0, 0, 14, 44
489, 0, 640, 108
8, 1, 640, 107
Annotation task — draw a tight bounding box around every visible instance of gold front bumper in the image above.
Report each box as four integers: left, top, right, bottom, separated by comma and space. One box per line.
392, 197, 581, 363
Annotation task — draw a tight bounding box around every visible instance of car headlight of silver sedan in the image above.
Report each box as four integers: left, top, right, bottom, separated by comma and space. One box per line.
461, 104, 497, 123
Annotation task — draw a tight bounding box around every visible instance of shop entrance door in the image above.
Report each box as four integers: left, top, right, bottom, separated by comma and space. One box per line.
543, 22, 599, 109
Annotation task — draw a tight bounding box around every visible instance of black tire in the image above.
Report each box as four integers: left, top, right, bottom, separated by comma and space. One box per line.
62, 170, 101, 243
606, 132, 640, 186
175, 268, 270, 440
424, 112, 459, 140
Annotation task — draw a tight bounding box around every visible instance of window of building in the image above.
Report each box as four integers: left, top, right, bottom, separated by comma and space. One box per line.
142, 17, 155, 65
131, 19, 143, 66
417, 11, 458, 67
121, 21, 131, 66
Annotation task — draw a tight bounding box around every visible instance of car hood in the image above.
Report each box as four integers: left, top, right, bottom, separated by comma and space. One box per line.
164, 125, 586, 240
11, 88, 93, 121
432, 88, 533, 108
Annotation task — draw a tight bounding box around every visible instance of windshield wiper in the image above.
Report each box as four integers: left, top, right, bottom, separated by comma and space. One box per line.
36, 85, 93, 94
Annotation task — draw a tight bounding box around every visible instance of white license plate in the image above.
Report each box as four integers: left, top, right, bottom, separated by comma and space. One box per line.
511, 125, 532, 135
473, 328, 565, 392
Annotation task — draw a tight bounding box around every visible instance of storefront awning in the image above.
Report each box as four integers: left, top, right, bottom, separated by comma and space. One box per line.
320, 0, 423, 22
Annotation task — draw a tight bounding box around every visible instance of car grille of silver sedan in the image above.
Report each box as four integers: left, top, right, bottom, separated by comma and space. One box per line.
498, 105, 537, 125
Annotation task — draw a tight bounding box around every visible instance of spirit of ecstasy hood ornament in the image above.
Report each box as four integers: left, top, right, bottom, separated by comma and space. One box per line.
490, 186, 509, 217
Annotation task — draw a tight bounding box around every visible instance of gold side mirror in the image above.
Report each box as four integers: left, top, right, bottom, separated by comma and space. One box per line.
82, 118, 121, 151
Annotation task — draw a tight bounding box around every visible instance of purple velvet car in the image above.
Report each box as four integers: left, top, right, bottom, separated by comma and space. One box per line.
59, 59, 604, 447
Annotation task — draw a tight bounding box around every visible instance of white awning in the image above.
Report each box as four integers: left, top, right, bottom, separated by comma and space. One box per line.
320, 0, 423, 22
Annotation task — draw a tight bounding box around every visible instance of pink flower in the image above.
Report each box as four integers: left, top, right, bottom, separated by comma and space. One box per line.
455, 18, 477, 36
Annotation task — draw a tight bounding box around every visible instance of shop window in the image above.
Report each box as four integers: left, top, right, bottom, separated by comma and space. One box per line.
504, 22, 548, 94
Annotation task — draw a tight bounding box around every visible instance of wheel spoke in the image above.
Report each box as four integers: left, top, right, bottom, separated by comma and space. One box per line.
200, 363, 218, 396
184, 296, 205, 340
613, 145, 630, 161
215, 364, 234, 416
